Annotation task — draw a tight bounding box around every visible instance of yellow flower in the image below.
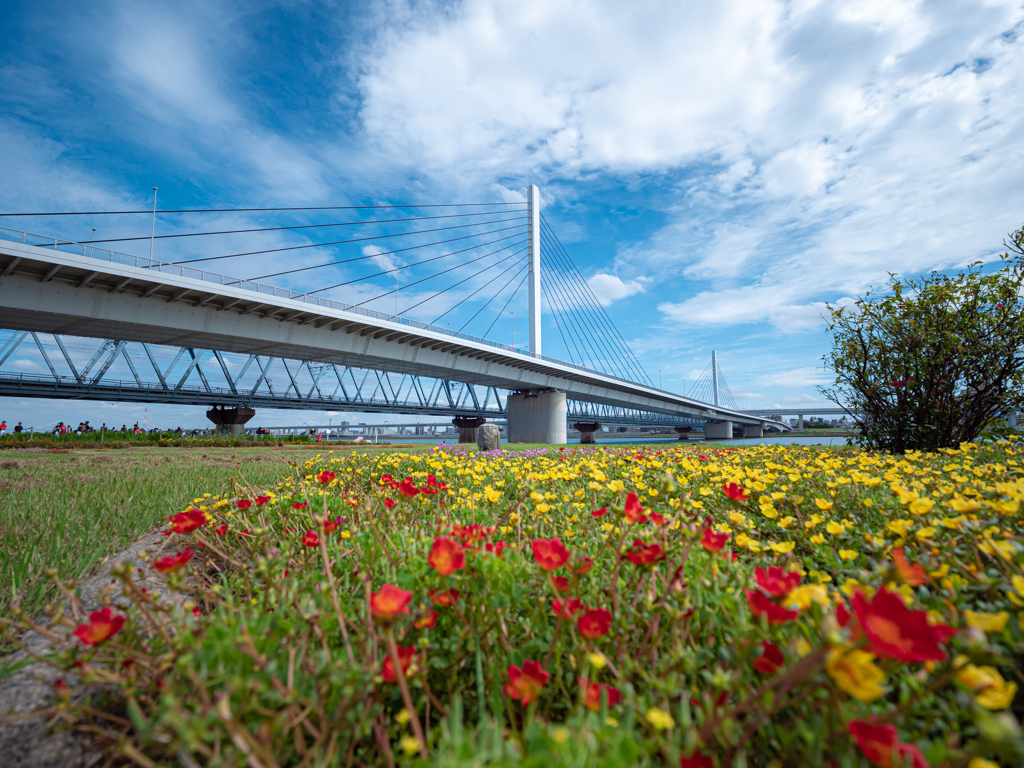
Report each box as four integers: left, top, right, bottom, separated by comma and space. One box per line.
956, 659, 1018, 709
591, 470, 607, 482
914, 527, 937, 540
760, 505, 779, 520
826, 521, 844, 536
645, 708, 674, 730
1012, 574, 1024, 597
815, 498, 833, 511
729, 511, 747, 525
887, 520, 911, 538
862, 499, 874, 507
969, 759, 999, 768
804, 514, 823, 529
607, 480, 624, 493
769, 541, 795, 554
965, 610, 1009, 633
400, 735, 420, 755
980, 539, 1018, 559
827, 647, 886, 702
771, 492, 786, 501
788, 584, 830, 609
838, 550, 858, 561
909, 498, 935, 515
483, 486, 502, 503
810, 533, 826, 545
588, 652, 607, 669
929, 564, 949, 579
734, 533, 752, 549
794, 638, 812, 657
947, 498, 980, 513
777, 516, 795, 529
530, 491, 545, 502
395, 709, 411, 724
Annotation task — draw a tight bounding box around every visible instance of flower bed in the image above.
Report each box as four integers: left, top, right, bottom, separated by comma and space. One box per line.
9, 440, 1024, 767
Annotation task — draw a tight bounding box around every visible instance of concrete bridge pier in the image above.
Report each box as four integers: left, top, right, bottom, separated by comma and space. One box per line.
797, 414, 804, 431
452, 416, 486, 443
574, 422, 601, 444
507, 390, 567, 444
742, 423, 764, 439
674, 426, 692, 440
704, 420, 733, 440
207, 405, 255, 435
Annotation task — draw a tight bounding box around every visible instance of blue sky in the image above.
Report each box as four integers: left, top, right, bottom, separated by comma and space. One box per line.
1, 0, 1023, 429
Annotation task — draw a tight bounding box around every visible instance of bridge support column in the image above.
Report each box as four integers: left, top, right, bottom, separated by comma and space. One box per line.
704, 420, 732, 440
452, 416, 486, 444
507, 390, 566, 444
797, 414, 804, 432
674, 426, 692, 440
573, 422, 600, 444
742, 423, 763, 439
206, 405, 255, 436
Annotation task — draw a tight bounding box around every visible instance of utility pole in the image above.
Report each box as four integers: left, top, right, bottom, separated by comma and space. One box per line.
711, 350, 720, 407
526, 184, 541, 356
149, 188, 158, 261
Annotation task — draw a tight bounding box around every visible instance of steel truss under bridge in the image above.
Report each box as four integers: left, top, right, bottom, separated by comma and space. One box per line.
0, 331, 699, 426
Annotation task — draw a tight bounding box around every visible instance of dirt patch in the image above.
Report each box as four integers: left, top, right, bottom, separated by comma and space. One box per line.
1, 460, 25, 470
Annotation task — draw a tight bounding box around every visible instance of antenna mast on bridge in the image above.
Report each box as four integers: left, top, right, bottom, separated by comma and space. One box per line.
712, 350, 720, 407
527, 184, 541, 356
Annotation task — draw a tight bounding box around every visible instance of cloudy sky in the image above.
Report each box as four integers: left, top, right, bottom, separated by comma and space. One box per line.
1, 0, 1023, 428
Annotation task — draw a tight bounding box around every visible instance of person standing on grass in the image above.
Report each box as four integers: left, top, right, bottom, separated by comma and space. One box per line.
14, 422, 23, 433
0, 420, 6, 435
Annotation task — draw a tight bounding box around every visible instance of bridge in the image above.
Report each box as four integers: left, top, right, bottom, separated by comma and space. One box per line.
0, 187, 785, 442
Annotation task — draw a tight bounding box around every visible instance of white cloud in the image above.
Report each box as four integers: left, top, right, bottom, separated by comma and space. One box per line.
586, 274, 645, 306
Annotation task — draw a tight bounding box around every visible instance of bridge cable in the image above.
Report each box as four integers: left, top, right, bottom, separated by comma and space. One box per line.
396, 253, 529, 316
540, 221, 650, 384
541, 216, 654, 385
0, 202, 528, 217
314, 239, 529, 302
433, 258, 529, 326
543, 293, 582, 366
482, 272, 530, 341
255, 233, 527, 287
73, 210, 530, 245
454, 264, 528, 334
165, 216, 527, 266
540, 267, 597, 370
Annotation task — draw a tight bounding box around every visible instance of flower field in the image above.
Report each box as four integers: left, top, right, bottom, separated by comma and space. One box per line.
15, 439, 1024, 767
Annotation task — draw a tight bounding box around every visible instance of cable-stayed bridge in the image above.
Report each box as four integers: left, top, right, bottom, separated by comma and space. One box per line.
0, 186, 785, 442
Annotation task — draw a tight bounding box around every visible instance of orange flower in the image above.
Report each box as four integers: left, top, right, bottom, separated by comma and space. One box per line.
414, 611, 438, 629
302, 530, 319, 548
752, 640, 784, 674
532, 538, 570, 571
317, 471, 336, 485
168, 508, 206, 534
384, 498, 396, 509
722, 482, 750, 502
428, 536, 466, 575
626, 539, 665, 566
852, 588, 954, 662
430, 588, 460, 606
577, 608, 613, 639
322, 518, 339, 534
701, 527, 729, 552
382, 645, 416, 682
755, 566, 801, 597
153, 548, 193, 573
505, 660, 550, 705
370, 583, 412, 620
891, 547, 929, 587
623, 493, 648, 524
73, 607, 126, 645
580, 679, 622, 711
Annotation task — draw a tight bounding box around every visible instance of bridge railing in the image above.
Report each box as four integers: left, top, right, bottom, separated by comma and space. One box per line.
0, 226, 682, 396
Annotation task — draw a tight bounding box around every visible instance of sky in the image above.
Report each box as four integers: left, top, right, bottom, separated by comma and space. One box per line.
1, 0, 1023, 429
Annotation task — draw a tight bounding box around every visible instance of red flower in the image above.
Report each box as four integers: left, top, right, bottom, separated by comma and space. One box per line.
848, 719, 928, 768
316, 471, 336, 485
591, 507, 608, 518
381, 474, 394, 484
626, 539, 666, 566
371, 583, 413, 620
322, 518, 339, 534
701, 528, 729, 552
679, 753, 714, 768
578, 608, 613, 639
382, 645, 416, 682
153, 548, 193, 573
236, 499, 252, 510
552, 598, 582, 619
755, 566, 802, 597
484, 541, 506, 557
752, 640, 784, 674
399, 477, 419, 497
623, 492, 648, 524
73, 607, 126, 645
291, 502, 308, 510
430, 588, 460, 606
302, 530, 319, 548
168, 508, 206, 534
532, 538, 570, 571
746, 589, 799, 624
650, 511, 667, 525
414, 611, 438, 629
550, 576, 570, 593
384, 497, 396, 509
215, 524, 228, 536
722, 482, 750, 502
852, 588, 953, 663
580, 679, 622, 711
891, 547, 929, 587
255, 495, 271, 506
428, 536, 466, 575
570, 556, 594, 575
505, 660, 550, 705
